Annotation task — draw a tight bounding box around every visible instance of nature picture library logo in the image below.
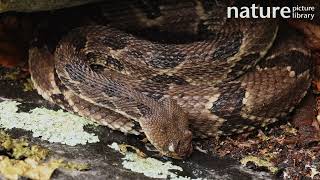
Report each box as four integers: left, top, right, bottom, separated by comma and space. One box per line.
227, 4, 315, 20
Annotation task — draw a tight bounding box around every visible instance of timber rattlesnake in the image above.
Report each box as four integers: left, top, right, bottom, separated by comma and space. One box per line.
29, 0, 312, 158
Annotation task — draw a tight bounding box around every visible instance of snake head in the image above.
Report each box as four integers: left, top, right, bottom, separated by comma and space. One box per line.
140, 98, 193, 159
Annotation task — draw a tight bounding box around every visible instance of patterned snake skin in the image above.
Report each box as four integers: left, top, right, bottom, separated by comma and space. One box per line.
29, 0, 312, 158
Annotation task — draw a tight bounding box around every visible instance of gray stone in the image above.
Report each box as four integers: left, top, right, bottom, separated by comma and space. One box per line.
0, 0, 103, 13
0, 67, 272, 179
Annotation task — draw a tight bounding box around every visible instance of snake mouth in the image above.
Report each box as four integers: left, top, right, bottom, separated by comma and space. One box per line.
181, 144, 193, 158
166, 137, 193, 159
164, 144, 193, 159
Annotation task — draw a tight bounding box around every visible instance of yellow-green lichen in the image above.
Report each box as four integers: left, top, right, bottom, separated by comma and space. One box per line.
0, 131, 49, 161
240, 155, 278, 174
0, 156, 60, 180
109, 142, 196, 180
2, 70, 20, 80
60, 161, 90, 171
23, 78, 34, 92
0, 100, 99, 146
0, 131, 89, 180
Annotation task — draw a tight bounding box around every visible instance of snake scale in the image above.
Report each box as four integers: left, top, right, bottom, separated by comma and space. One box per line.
28, 0, 312, 159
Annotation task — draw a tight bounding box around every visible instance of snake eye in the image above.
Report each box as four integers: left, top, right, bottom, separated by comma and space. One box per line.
184, 130, 192, 136
168, 141, 177, 152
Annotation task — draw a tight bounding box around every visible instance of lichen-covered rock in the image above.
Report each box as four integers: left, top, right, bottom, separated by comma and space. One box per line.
0, 0, 102, 13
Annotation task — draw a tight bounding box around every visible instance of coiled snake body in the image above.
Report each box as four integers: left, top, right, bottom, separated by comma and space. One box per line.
29, 1, 312, 158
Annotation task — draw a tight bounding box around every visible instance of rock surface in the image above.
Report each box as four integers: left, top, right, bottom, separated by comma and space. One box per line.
0, 0, 102, 13
0, 1, 319, 179
0, 68, 272, 179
